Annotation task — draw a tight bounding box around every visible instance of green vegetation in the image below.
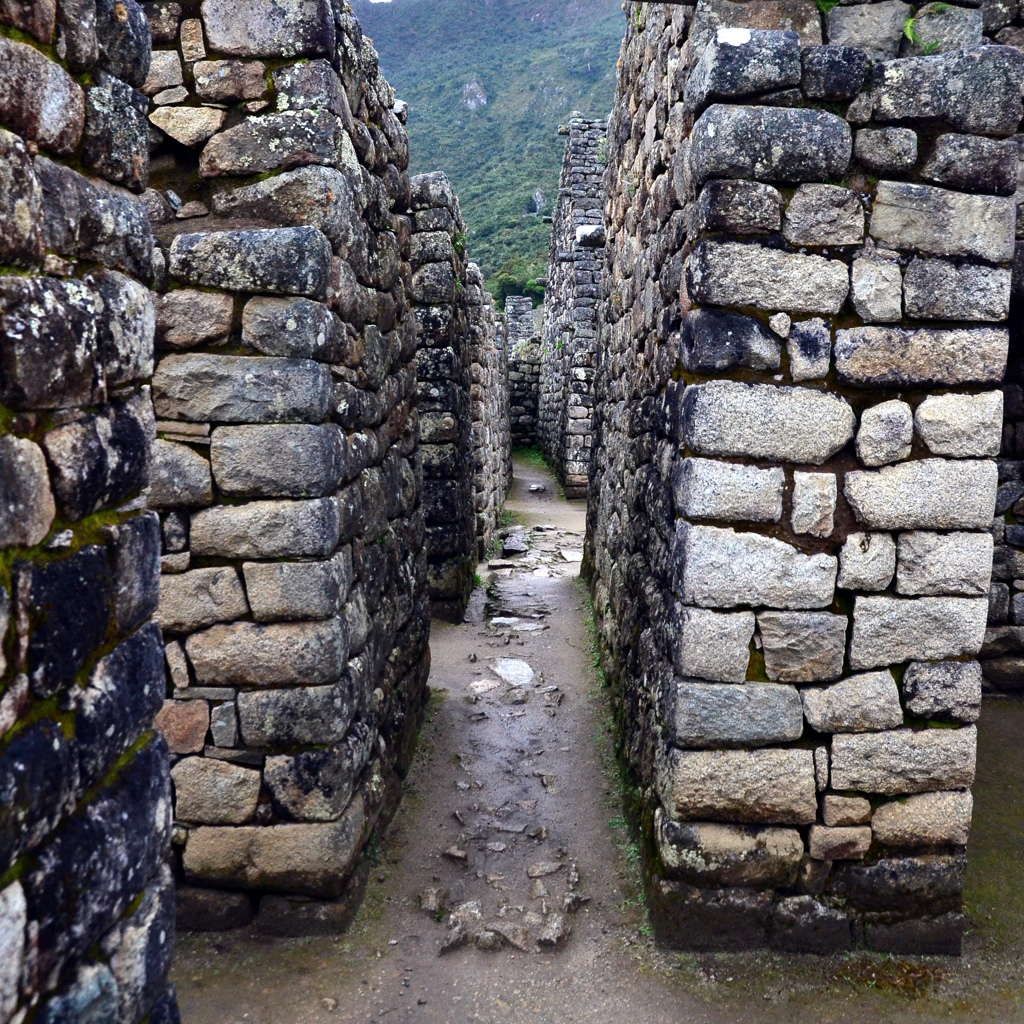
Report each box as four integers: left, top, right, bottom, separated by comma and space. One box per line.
354, 0, 624, 297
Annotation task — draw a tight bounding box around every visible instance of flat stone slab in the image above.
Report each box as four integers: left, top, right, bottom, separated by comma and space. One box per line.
671, 681, 803, 749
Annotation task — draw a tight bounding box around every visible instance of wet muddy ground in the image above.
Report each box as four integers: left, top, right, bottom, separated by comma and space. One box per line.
174, 454, 1024, 1024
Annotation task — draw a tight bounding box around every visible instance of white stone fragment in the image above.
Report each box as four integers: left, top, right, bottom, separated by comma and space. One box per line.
838, 532, 896, 591
855, 400, 912, 467
792, 472, 837, 537
914, 391, 1003, 458
489, 659, 535, 686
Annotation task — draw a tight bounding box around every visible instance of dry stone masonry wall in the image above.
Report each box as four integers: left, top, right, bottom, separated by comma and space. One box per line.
0, 1, 178, 1021
538, 115, 608, 498
141, 0, 432, 935
506, 295, 542, 447
586, 0, 1023, 954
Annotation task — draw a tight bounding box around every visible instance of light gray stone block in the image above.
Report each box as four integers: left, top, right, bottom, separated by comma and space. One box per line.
856, 400, 912, 467
674, 523, 837, 610
808, 825, 871, 861
150, 106, 226, 147
243, 554, 350, 623
673, 606, 755, 683
825, 1, 910, 57
681, 381, 855, 465
149, 438, 213, 509
792, 472, 836, 538
838, 532, 896, 591
671, 680, 803, 748
783, 184, 864, 246
850, 259, 902, 324
903, 661, 981, 723
904, 258, 1010, 323
801, 671, 903, 733
758, 611, 847, 682
171, 756, 261, 825
157, 567, 250, 633
830, 726, 977, 795
787, 318, 831, 382
896, 531, 994, 597
853, 127, 917, 175
671, 457, 784, 523
849, 595, 989, 668
872, 791, 973, 847
210, 703, 238, 748
190, 498, 341, 559
914, 392, 1003, 458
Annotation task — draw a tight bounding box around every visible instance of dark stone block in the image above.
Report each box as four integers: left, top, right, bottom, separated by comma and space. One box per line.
23, 736, 171, 982
422, 443, 466, 480
64, 622, 165, 791
0, 277, 104, 411
694, 179, 782, 236
0, 719, 79, 875
423, 479, 462, 525
82, 72, 150, 192
770, 895, 852, 953
148, 987, 183, 1024
827, 854, 966, 914
176, 886, 255, 931
650, 878, 772, 950
113, 512, 161, 636
59, 0, 100, 71
990, 582, 1010, 625
36, 963, 118, 1024
257, 865, 368, 936
415, 346, 462, 382
921, 133, 1017, 197
801, 45, 867, 101
864, 912, 964, 955
0, 129, 44, 268
681, 308, 781, 373
95, 0, 151, 88
17, 545, 113, 699
88, 269, 155, 386
426, 523, 470, 558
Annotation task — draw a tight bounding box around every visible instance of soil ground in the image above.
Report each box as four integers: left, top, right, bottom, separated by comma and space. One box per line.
173, 454, 1024, 1024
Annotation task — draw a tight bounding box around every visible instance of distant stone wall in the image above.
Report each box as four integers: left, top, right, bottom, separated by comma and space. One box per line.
0, 3, 177, 1021
538, 115, 607, 498
143, 0, 431, 934
587, 0, 1019, 955
506, 296, 541, 447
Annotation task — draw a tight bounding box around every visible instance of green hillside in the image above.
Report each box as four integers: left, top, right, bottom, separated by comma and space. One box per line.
352, 0, 624, 299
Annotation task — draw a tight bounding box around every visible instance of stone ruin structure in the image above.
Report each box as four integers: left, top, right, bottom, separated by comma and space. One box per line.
586, 0, 1024, 955
537, 115, 607, 498
505, 295, 542, 447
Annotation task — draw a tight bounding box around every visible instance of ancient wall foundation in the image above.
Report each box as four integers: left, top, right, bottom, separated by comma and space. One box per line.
0, 2, 178, 1020
506, 295, 542, 447
587, 0, 1020, 954
538, 115, 607, 498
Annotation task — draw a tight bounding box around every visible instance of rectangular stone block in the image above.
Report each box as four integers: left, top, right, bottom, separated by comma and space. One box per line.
849, 596, 989, 669
673, 523, 837, 610
903, 258, 1010, 322
896, 531, 994, 596
801, 671, 903, 733
152, 354, 332, 424
157, 567, 250, 634
200, 0, 336, 58
241, 296, 342, 362
190, 498, 340, 559
903, 661, 981, 723
156, 290, 234, 351
830, 726, 977, 795
672, 458, 784, 523
757, 611, 847, 682
914, 392, 1003, 458
872, 791, 973, 847
659, 747, 817, 824
237, 682, 355, 747
149, 439, 213, 510
671, 681, 803, 749
673, 606, 754, 682
243, 554, 350, 622
171, 757, 260, 825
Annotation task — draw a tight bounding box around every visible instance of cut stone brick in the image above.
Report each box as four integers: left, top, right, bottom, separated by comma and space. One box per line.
758, 611, 847, 682
671, 681, 803, 748
801, 671, 903, 733
672, 606, 755, 683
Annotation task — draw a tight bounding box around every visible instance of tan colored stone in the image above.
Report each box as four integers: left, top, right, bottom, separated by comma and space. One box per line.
823, 795, 871, 826
155, 699, 209, 754
157, 567, 250, 633
872, 790, 973, 847
808, 825, 872, 860
155, 290, 234, 351
150, 106, 228, 148
171, 756, 260, 825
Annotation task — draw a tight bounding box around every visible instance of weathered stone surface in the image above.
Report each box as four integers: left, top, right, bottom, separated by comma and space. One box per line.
685, 27, 801, 110
273, 58, 347, 114
801, 44, 867, 101
0, 882, 25, 1022
694, 179, 781, 235
896, 531, 994, 597
154, 700, 208, 754
200, 0, 335, 58
656, 815, 804, 887
0, 436, 56, 547
787, 318, 831, 382
856, 400, 912, 467
674, 523, 837, 610
186, 619, 348, 686
902, 3, 982, 54
153, 355, 332, 424
914, 392, 1003, 457
264, 732, 370, 821
651, 879, 772, 951
686, 241, 849, 314
873, 791, 972, 847
829, 854, 966, 916
94, 0, 151, 88
671, 458, 783, 523
169, 227, 331, 299
210, 424, 345, 497
149, 439, 213, 509
210, 703, 238, 748
0, 0, 56, 42
831, 727, 977, 794
672, 680, 803, 748
680, 309, 781, 373
689, 0, 823, 49
869, 181, 1015, 263
157, 567, 249, 633
82, 73, 149, 191
904, 661, 981, 723
850, 596, 988, 668
241, 296, 342, 362
659, 748, 817, 825
689, 105, 851, 188
35, 963, 118, 1024
681, 381, 855, 464
190, 498, 340, 559
850, 259, 902, 324
823, 795, 871, 826
183, 799, 365, 898
921, 133, 1017, 196
243, 555, 348, 623
791, 472, 836, 538
142, 50, 183, 95
825, 1, 909, 57
802, 671, 903, 733
199, 109, 341, 177
783, 185, 863, 246
238, 682, 354, 748
0, 36, 85, 154
0, 129, 44, 268
808, 825, 871, 861
150, 106, 227, 148
758, 612, 847, 683
871, 46, 1024, 136
673, 606, 754, 683
194, 59, 268, 102
845, 459, 997, 530
853, 127, 917, 174
171, 757, 260, 825
904, 259, 1010, 323
770, 895, 852, 953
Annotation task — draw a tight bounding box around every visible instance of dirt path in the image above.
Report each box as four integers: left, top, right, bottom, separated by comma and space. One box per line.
173, 456, 1024, 1024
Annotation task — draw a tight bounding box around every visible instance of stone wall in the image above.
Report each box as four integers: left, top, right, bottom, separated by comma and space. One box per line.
506, 295, 542, 447
142, 0, 431, 934
411, 172, 475, 622
587, 0, 1020, 954
538, 115, 607, 498
0, 2, 178, 1021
